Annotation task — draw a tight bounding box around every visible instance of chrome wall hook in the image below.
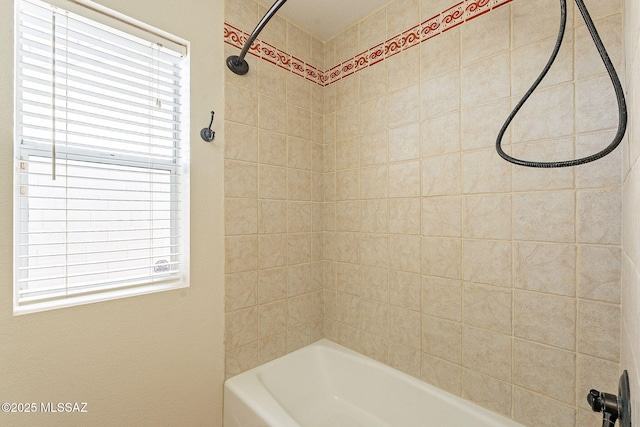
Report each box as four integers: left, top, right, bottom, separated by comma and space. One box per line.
200, 111, 216, 142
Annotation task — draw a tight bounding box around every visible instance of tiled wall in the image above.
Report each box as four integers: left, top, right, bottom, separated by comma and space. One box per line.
622, 0, 640, 425
224, 0, 625, 425
223, 0, 326, 377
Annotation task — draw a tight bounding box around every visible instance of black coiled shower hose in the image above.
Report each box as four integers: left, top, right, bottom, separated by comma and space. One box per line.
495, 0, 627, 168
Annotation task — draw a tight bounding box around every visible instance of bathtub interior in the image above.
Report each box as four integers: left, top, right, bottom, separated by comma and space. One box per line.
225, 339, 524, 427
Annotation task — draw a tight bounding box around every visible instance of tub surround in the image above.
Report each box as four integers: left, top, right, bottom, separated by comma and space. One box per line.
224, 0, 624, 426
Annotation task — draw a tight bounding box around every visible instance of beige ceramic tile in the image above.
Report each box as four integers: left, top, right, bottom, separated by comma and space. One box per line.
336, 104, 360, 141
389, 234, 421, 273
511, 139, 575, 192
389, 198, 421, 235
225, 306, 258, 349
461, 98, 511, 151
463, 240, 512, 288
336, 169, 360, 200
421, 237, 462, 279
462, 369, 512, 417
225, 271, 257, 312
225, 160, 258, 198
422, 315, 462, 363
258, 234, 287, 269
335, 201, 361, 232
422, 276, 462, 322
389, 161, 421, 197
511, 84, 574, 143
420, 28, 459, 82
513, 387, 576, 427
360, 131, 389, 167
359, 331, 388, 364
387, 49, 421, 93
462, 149, 511, 194
463, 194, 512, 240
514, 242, 577, 297
362, 199, 389, 233
463, 326, 512, 382
337, 262, 361, 296
512, 0, 574, 47
514, 291, 576, 350
259, 131, 287, 167
461, 52, 510, 109
360, 165, 389, 199
288, 169, 313, 201
511, 32, 574, 97
258, 267, 287, 304
422, 154, 461, 196
225, 198, 258, 235
578, 301, 621, 362
421, 70, 461, 119
336, 138, 360, 171
464, 283, 512, 334
258, 332, 287, 365
422, 196, 462, 238
421, 112, 461, 157
360, 299, 389, 338
287, 233, 312, 265
389, 270, 421, 311
361, 266, 389, 303
259, 165, 287, 200
578, 245, 621, 303
287, 137, 312, 170
389, 306, 422, 350
389, 122, 420, 162
389, 85, 420, 128
226, 83, 259, 126
461, 5, 510, 65
576, 75, 619, 134
577, 189, 622, 245
225, 342, 259, 379
287, 202, 312, 233
225, 121, 258, 162
388, 344, 421, 379
225, 235, 258, 274
360, 96, 388, 135
513, 191, 575, 243
422, 353, 462, 396
258, 300, 287, 339
514, 339, 576, 405
359, 234, 389, 267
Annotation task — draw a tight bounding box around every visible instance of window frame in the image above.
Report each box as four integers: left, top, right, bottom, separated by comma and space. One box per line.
13, 0, 191, 315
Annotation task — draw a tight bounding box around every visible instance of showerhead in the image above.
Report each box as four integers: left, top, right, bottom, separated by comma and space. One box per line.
226, 0, 288, 75
226, 55, 249, 75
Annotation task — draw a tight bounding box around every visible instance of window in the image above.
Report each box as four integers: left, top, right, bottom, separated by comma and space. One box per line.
14, 0, 190, 314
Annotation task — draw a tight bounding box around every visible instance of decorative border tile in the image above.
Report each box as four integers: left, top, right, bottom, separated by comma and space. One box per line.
223, 0, 513, 86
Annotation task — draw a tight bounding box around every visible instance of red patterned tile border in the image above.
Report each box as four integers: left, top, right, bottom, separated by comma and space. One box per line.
223, 0, 513, 86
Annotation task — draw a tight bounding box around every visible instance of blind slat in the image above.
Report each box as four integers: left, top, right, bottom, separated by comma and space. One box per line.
15, 0, 188, 310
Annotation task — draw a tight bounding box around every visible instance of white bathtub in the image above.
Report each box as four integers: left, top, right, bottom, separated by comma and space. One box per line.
224, 339, 524, 427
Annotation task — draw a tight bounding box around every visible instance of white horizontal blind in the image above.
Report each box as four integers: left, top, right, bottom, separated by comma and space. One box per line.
14, 0, 189, 311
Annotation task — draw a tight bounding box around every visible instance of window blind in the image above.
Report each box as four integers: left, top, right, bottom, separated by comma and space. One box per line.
14, 0, 189, 312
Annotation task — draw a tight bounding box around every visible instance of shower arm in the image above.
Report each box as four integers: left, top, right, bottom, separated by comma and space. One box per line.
226, 0, 289, 75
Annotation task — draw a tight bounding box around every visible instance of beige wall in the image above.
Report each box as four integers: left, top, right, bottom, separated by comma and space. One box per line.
622, 0, 640, 425
0, 0, 225, 426
223, 0, 626, 426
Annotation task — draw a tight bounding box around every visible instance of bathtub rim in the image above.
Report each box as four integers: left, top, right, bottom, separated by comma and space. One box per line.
223, 338, 524, 427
